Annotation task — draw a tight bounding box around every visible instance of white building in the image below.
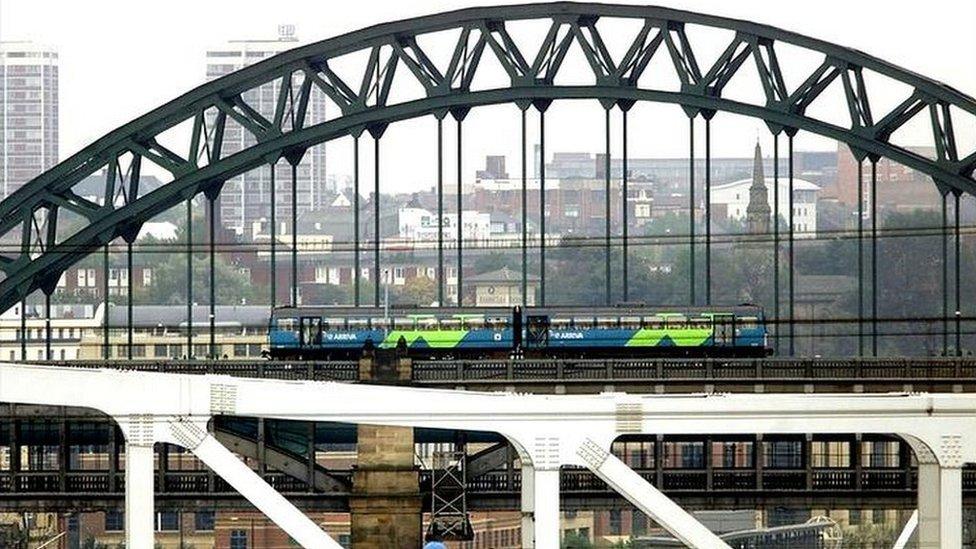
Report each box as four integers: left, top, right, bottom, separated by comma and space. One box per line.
0, 303, 99, 361
397, 206, 492, 243
710, 177, 821, 237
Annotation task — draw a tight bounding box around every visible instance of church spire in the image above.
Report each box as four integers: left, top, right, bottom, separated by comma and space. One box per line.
746, 140, 771, 234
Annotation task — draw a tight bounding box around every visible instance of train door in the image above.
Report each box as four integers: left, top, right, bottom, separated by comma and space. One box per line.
300, 317, 322, 347
512, 307, 523, 350
526, 315, 549, 347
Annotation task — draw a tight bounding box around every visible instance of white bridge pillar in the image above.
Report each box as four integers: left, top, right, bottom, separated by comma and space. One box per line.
532, 468, 562, 549
521, 463, 536, 548
576, 438, 730, 549
938, 466, 963, 548
917, 461, 963, 547
123, 440, 155, 548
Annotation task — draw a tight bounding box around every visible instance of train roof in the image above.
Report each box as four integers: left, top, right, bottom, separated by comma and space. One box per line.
272, 304, 764, 317
271, 306, 513, 317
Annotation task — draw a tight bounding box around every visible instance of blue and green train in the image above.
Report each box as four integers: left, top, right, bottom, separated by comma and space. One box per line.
268, 305, 771, 359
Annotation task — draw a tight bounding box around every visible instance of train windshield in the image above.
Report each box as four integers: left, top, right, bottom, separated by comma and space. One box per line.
275, 316, 299, 336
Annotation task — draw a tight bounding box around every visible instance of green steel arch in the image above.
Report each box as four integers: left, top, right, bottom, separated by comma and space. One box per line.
0, 2, 974, 311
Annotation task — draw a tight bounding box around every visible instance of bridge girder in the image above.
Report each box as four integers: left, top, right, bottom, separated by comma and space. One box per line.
0, 2, 974, 309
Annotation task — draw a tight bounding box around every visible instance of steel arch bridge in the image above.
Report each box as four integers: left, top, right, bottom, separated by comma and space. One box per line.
0, 1, 974, 316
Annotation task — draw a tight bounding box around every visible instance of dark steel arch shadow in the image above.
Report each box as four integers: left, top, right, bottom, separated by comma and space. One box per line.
0, 2, 974, 312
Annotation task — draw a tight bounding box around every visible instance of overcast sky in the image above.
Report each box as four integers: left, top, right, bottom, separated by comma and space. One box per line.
1, 0, 974, 188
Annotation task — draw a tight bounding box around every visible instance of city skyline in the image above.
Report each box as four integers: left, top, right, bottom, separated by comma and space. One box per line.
0, 1, 973, 194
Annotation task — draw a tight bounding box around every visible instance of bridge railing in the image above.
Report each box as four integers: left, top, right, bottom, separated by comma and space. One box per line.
411, 357, 976, 383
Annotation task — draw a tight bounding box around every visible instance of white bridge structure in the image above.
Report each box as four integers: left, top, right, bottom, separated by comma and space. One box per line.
1, 363, 972, 548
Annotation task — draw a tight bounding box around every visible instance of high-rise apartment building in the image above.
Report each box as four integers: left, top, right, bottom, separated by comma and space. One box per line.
205, 25, 327, 237
0, 42, 58, 198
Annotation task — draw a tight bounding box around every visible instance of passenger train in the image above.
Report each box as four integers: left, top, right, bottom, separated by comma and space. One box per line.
268, 305, 771, 359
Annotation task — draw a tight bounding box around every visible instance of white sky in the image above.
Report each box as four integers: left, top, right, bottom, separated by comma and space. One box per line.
1, 0, 974, 190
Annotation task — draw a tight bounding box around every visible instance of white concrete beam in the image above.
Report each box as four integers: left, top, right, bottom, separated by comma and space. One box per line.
892, 510, 917, 549
576, 438, 730, 549
167, 420, 341, 549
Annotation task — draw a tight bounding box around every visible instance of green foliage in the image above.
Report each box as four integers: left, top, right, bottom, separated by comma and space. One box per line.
561, 531, 594, 549
132, 235, 263, 306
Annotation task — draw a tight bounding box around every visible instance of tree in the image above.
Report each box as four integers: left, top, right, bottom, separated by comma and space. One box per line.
561, 531, 595, 549
394, 276, 436, 306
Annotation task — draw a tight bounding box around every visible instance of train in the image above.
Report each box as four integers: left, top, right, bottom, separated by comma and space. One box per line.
267, 304, 771, 359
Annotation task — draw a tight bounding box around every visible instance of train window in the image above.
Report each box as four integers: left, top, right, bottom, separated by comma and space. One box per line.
348, 318, 368, 330
739, 317, 759, 330
620, 316, 642, 329
373, 318, 390, 331
550, 317, 572, 329
643, 316, 665, 330
573, 317, 595, 329
276, 317, 299, 335
689, 318, 711, 329
440, 318, 461, 331
665, 316, 687, 329
485, 317, 508, 330
596, 317, 618, 328
416, 317, 438, 330
464, 317, 485, 330
323, 318, 346, 331
394, 317, 415, 330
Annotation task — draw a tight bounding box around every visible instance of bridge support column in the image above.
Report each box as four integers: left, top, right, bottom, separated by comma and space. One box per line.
576, 438, 730, 549
124, 442, 155, 549
532, 468, 561, 549
918, 463, 963, 548
351, 354, 422, 547
520, 463, 535, 548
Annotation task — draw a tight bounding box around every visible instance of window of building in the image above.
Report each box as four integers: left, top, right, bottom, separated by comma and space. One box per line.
154, 344, 167, 357
663, 441, 703, 468
234, 344, 248, 357
863, 440, 900, 468
194, 510, 215, 532
633, 512, 648, 535
608, 509, 623, 535
230, 530, 248, 549
712, 441, 754, 468
812, 440, 850, 468
105, 510, 124, 532
156, 511, 179, 532
764, 440, 803, 469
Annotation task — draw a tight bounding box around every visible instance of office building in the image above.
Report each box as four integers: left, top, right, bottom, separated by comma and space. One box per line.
0, 41, 58, 198
205, 25, 327, 236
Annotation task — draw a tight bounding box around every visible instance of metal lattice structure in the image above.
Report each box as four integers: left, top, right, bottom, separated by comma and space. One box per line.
427, 449, 473, 540
0, 1, 974, 316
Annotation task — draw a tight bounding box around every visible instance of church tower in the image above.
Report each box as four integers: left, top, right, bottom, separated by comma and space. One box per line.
746, 141, 772, 234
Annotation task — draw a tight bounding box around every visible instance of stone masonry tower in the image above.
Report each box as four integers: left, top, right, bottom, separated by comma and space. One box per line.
746, 141, 772, 234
